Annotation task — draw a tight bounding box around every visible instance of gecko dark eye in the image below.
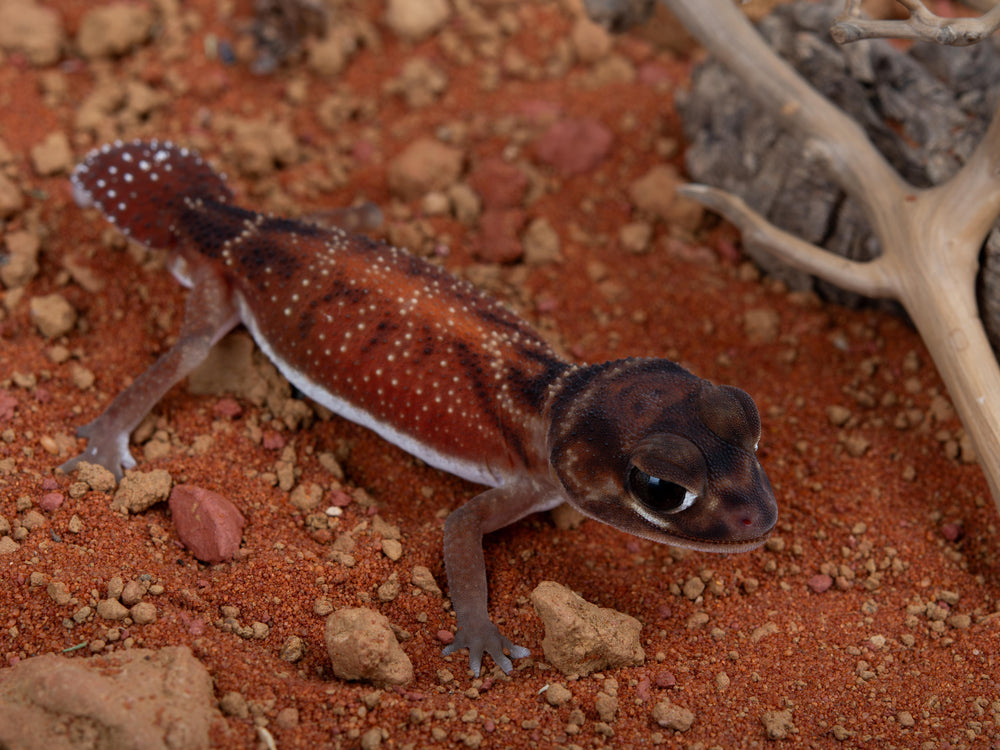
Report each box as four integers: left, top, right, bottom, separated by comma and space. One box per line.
627, 467, 698, 514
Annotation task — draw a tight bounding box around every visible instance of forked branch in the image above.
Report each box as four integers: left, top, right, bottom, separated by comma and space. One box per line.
677, 185, 898, 299
832, 0, 1000, 45
660, 0, 1000, 508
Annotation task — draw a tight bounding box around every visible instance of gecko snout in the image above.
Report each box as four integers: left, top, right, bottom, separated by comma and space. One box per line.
727, 469, 777, 545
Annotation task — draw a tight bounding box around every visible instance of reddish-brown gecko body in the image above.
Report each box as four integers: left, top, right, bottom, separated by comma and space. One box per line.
61, 140, 777, 676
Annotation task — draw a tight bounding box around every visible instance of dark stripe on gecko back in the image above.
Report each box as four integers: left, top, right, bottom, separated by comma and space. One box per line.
178, 200, 329, 280
449, 338, 529, 464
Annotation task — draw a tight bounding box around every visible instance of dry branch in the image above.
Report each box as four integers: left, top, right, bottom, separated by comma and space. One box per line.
661, 0, 1000, 508
833, 0, 1000, 45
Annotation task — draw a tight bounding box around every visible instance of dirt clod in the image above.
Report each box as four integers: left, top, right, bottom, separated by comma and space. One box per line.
76, 3, 153, 59
533, 118, 613, 176
388, 138, 464, 200
0, 646, 218, 750
112, 469, 172, 514
0, 1, 64, 65
652, 698, 695, 732
71, 462, 117, 492
761, 709, 796, 739
324, 608, 414, 687
530, 580, 644, 676
384, 0, 451, 41
29, 293, 76, 338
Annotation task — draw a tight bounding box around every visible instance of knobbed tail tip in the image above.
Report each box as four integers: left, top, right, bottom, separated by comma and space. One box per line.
71, 139, 233, 248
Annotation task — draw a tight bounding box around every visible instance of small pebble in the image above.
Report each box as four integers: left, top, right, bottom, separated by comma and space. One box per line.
941, 522, 963, 542
533, 118, 613, 176
544, 682, 572, 707
651, 699, 694, 732
169, 484, 246, 563
38, 492, 64, 511
130, 602, 157, 625
808, 574, 833, 594
66, 461, 118, 492
29, 293, 77, 338
96, 599, 128, 621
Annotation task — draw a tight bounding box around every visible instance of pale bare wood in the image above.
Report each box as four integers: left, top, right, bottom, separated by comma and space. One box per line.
677, 185, 899, 298
664, 0, 1000, 507
833, 0, 1000, 45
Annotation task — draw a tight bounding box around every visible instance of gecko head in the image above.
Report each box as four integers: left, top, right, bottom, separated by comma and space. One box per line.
547, 359, 777, 553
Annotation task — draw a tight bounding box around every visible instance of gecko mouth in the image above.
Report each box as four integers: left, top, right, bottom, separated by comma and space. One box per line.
674, 531, 773, 554
638, 516, 776, 553
616, 518, 774, 554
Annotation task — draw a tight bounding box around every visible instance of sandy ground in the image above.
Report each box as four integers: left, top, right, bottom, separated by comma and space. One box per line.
1, 0, 999, 747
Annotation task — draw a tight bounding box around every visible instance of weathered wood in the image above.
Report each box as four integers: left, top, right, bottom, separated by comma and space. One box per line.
833, 0, 1000, 45
677, 1, 1000, 340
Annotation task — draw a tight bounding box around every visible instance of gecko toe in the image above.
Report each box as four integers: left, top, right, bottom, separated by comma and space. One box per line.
507, 643, 531, 660
442, 623, 529, 676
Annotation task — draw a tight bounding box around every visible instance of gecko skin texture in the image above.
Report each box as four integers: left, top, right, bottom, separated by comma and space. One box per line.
61, 140, 778, 677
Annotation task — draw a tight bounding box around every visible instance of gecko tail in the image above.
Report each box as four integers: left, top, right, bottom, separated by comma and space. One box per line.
71, 139, 234, 249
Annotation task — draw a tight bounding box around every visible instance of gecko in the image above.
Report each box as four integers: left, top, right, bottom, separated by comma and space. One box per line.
60, 140, 778, 676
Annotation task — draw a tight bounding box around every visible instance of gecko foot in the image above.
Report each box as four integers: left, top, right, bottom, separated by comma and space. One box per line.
442, 620, 530, 677
58, 422, 135, 481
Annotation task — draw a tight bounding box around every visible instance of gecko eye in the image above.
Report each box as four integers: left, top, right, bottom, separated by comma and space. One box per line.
627, 466, 698, 514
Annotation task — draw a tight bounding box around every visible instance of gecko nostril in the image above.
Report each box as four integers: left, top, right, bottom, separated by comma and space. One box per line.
741, 516, 754, 527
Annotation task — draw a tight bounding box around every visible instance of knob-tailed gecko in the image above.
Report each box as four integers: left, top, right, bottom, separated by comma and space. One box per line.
60, 140, 778, 676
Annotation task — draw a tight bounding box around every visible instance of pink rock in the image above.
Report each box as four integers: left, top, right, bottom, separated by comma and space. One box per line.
169, 484, 246, 563
474, 208, 526, 264
533, 118, 613, 176
941, 522, 963, 542
0, 391, 15, 422
352, 139, 375, 164
38, 492, 64, 511
437, 629, 454, 645
808, 574, 833, 594
328, 489, 353, 507
654, 670, 676, 688
468, 158, 529, 210
212, 397, 243, 419
636, 676, 652, 701
262, 430, 285, 450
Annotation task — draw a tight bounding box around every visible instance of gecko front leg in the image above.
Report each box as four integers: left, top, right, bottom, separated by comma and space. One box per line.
60, 263, 239, 480
442, 478, 565, 676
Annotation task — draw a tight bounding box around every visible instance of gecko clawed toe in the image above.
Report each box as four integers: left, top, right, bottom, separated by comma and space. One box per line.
61, 140, 778, 677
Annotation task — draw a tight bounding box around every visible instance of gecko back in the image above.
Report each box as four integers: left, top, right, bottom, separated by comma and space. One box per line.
71, 139, 234, 248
